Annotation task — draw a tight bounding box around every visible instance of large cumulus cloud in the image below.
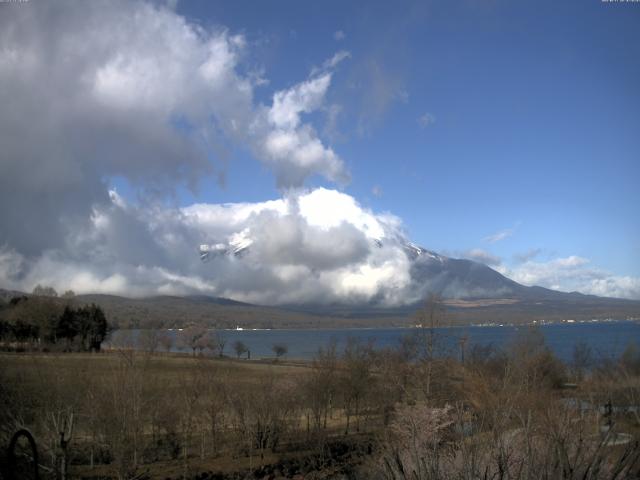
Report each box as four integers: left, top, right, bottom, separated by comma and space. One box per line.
0, 188, 420, 305
0, 0, 348, 254
0, 0, 375, 304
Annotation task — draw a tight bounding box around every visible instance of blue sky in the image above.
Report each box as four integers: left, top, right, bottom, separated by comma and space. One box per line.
171, 0, 639, 275
1, 0, 638, 301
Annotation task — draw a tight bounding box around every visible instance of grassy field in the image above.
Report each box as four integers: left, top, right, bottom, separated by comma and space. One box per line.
0, 350, 311, 384
2, 336, 640, 480
0, 350, 371, 479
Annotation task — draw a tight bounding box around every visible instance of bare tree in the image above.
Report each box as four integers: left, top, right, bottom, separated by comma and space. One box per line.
138, 329, 159, 354
194, 331, 209, 356
571, 341, 593, 381
97, 350, 150, 478
202, 365, 228, 456
272, 343, 288, 360
227, 374, 298, 467
204, 331, 219, 357
158, 330, 174, 354
508, 326, 566, 391
414, 293, 447, 399
341, 338, 373, 434
370, 348, 409, 425
32, 284, 58, 297
216, 332, 227, 357
379, 404, 453, 480
301, 341, 338, 435
33, 360, 84, 479
178, 325, 207, 356
233, 340, 248, 359
177, 361, 205, 475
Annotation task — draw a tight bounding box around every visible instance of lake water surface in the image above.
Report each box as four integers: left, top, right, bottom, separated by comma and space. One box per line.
109, 320, 640, 362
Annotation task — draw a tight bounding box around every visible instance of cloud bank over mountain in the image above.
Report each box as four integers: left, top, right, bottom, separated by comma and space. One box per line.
0, 0, 638, 303
0, 188, 420, 305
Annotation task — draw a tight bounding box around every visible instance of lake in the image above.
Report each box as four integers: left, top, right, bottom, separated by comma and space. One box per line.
107, 320, 640, 362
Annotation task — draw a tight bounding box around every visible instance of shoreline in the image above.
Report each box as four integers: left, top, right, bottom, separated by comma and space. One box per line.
152, 317, 640, 332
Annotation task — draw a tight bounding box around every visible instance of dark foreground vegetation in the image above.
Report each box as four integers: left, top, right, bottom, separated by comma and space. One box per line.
0, 287, 109, 352
1, 293, 639, 479
2, 319, 640, 479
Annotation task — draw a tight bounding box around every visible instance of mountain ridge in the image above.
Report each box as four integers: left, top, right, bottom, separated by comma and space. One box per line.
1, 248, 639, 328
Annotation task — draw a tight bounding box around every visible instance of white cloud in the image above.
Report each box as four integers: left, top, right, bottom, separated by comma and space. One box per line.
484, 222, 521, 243
298, 189, 390, 238
260, 125, 349, 188
0, 0, 351, 258
417, 112, 436, 128
498, 256, 640, 300
334, 30, 346, 41
0, 0, 361, 303
587, 276, 640, 300
323, 50, 351, 70
554, 256, 590, 268
268, 74, 332, 130
0, 188, 422, 306
259, 58, 350, 189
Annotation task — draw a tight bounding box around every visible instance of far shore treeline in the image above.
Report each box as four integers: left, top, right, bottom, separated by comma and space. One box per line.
0, 285, 109, 351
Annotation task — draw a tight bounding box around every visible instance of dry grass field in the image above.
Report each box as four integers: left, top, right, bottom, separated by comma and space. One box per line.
0, 350, 374, 479
2, 331, 640, 479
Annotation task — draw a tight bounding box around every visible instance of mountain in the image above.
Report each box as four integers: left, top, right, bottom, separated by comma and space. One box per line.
1, 244, 639, 328
406, 244, 569, 300
405, 244, 524, 299
200, 238, 599, 303
279, 244, 640, 324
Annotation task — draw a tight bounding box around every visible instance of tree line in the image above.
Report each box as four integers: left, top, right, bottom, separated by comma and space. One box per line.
0, 287, 109, 352
114, 325, 289, 361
